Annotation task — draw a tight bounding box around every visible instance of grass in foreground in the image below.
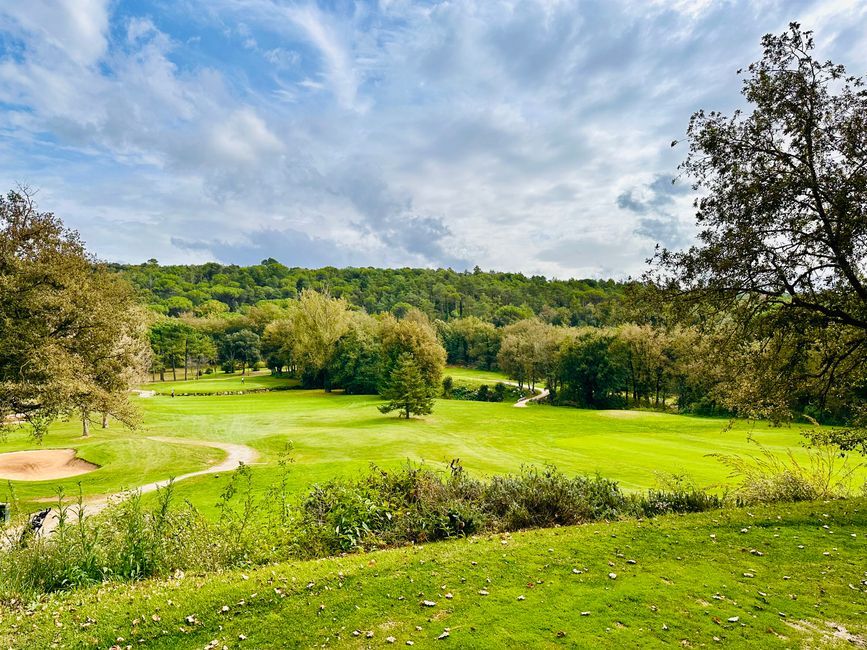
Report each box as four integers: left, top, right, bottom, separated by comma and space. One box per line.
1, 499, 864, 648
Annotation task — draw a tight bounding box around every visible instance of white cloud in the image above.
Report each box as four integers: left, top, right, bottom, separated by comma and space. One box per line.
0, 0, 864, 276
285, 4, 366, 111
209, 108, 283, 165
0, 0, 110, 66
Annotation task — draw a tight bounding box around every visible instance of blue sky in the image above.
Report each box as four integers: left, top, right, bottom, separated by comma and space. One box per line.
1, 0, 865, 278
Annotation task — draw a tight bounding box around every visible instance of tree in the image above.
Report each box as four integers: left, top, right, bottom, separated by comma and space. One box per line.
220, 329, 260, 374
261, 317, 296, 375
443, 317, 500, 369
291, 289, 351, 390
164, 296, 193, 317
329, 312, 382, 394
378, 312, 446, 392
651, 24, 867, 448
0, 189, 147, 440
497, 319, 562, 391
149, 320, 190, 381
378, 353, 435, 418
184, 326, 218, 378
557, 330, 625, 408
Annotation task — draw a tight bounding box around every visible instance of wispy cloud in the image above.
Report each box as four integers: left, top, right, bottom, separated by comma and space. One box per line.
0, 0, 863, 274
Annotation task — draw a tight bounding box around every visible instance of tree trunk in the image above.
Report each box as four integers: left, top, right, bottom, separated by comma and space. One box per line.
81, 412, 90, 438
184, 338, 189, 381
101, 412, 108, 429
172, 362, 177, 381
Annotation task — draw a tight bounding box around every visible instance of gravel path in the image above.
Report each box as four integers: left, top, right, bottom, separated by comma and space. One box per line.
513, 387, 550, 407
135, 436, 259, 495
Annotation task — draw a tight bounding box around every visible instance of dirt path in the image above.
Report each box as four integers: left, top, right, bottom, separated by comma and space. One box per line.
80, 436, 259, 508
135, 437, 259, 496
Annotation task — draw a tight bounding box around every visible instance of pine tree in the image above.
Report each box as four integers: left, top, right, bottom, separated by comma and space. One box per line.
378, 353, 434, 419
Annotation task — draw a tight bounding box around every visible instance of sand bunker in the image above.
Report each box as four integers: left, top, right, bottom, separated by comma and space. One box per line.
0, 449, 99, 481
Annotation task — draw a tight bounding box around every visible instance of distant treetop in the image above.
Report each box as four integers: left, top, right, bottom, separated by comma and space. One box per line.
111, 261, 628, 327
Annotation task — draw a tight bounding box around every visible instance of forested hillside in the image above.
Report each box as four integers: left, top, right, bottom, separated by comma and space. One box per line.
112, 259, 627, 326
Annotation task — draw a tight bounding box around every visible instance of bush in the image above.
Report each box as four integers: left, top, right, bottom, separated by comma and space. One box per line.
631, 489, 724, 516
482, 466, 628, 529
0, 461, 296, 600
441, 375, 453, 398
446, 382, 521, 403
711, 440, 864, 505
295, 463, 484, 555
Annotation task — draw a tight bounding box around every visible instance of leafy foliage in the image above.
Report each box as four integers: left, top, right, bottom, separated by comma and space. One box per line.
0, 190, 148, 438
115, 259, 627, 326
650, 24, 867, 449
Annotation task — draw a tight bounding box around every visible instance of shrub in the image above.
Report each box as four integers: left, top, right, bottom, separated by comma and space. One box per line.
482, 466, 628, 529
711, 439, 863, 505
441, 375, 453, 398
631, 489, 724, 516
295, 462, 484, 555
0, 460, 734, 600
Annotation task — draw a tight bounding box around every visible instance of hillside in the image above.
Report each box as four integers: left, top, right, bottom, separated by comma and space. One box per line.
112, 260, 627, 325
2, 499, 864, 648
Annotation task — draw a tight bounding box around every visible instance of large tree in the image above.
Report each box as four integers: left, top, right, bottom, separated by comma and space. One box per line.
291, 289, 351, 390
378, 311, 446, 393
378, 353, 435, 419
651, 24, 867, 449
0, 189, 148, 439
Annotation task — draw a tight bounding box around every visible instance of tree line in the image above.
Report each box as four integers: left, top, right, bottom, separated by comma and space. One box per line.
113, 259, 626, 327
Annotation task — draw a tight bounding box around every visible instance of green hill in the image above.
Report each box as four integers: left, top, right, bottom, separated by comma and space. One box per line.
2, 499, 864, 648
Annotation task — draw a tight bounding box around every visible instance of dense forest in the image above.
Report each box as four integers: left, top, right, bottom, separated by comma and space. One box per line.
112, 259, 627, 326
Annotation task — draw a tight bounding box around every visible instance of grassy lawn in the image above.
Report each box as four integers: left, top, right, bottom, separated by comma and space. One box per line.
140, 370, 299, 395
2, 498, 864, 648
442, 366, 512, 384
3, 381, 862, 516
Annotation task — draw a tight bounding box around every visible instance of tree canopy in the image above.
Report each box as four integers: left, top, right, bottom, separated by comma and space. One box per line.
0, 190, 147, 439
650, 24, 867, 449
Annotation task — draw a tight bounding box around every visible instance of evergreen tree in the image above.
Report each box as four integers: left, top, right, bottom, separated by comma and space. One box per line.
378, 353, 435, 419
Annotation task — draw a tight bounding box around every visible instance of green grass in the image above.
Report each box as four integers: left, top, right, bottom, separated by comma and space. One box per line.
2, 498, 864, 648
443, 366, 511, 384
2, 384, 862, 518
140, 369, 299, 395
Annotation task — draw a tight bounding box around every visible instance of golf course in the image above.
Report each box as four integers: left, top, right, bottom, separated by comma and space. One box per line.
1, 368, 856, 515
3, 9, 867, 647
